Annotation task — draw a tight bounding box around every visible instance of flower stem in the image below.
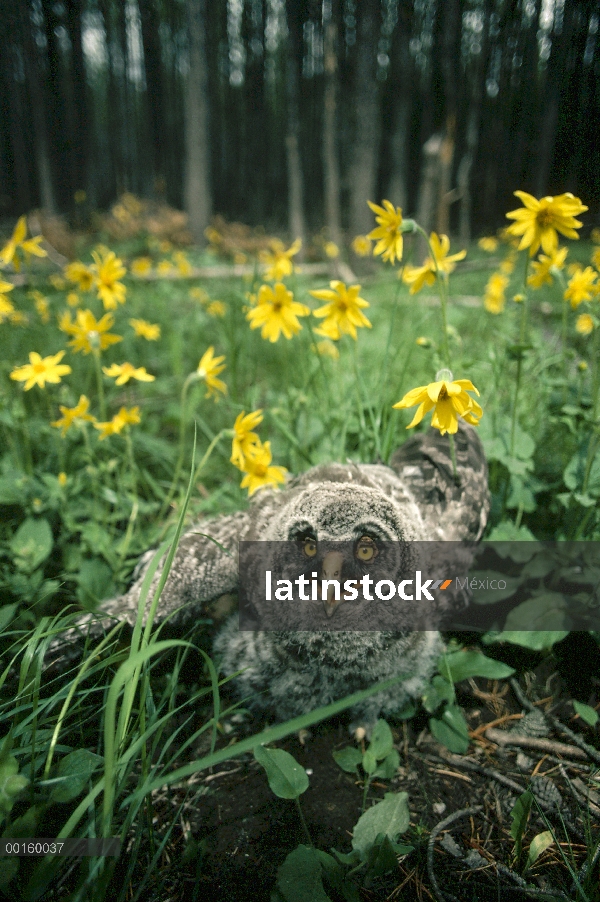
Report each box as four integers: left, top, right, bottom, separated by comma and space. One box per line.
190, 428, 229, 487
414, 224, 451, 367
93, 350, 106, 421
159, 372, 196, 518
509, 253, 530, 458
353, 343, 382, 460
295, 797, 313, 847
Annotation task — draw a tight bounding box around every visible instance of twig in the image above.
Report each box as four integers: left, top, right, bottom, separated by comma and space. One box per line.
485, 727, 588, 760
510, 679, 600, 766
427, 806, 482, 902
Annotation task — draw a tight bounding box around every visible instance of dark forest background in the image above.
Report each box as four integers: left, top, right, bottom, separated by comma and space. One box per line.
0, 0, 599, 246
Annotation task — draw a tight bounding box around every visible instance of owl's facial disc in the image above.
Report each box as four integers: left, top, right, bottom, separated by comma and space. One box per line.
321, 550, 344, 618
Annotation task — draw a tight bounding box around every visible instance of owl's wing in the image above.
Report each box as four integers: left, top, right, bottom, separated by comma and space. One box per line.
46, 507, 253, 670
388, 422, 490, 542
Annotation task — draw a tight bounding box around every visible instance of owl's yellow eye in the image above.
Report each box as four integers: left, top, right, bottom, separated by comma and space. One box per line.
356, 537, 377, 561
303, 538, 317, 557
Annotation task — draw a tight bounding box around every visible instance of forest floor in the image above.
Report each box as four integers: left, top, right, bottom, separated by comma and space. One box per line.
107, 635, 600, 902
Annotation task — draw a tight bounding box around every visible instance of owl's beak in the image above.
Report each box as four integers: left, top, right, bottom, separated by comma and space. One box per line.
321, 550, 344, 618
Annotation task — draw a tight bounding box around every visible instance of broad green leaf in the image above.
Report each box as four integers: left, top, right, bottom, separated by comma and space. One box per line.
488, 630, 569, 650
521, 553, 556, 579
0, 754, 29, 820
503, 593, 568, 632
573, 700, 599, 727
75, 558, 115, 608
564, 449, 600, 496
429, 704, 469, 754
275, 845, 332, 902
506, 476, 536, 512
361, 748, 378, 775
49, 749, 103, 804
442, 649, 514, 683
363, 833, 405, 879
254, 746, 309, 800
510, 790, 533, 860
332, 747, 363, 774
368, 720, 394, 761
373, 750, 400, 781
0, 604, 18, 633
525, 831, 554, 872
422, 675, 454, 713
10, 518, 53, 573
466, 572, 523, 605
351, 792, 410, 856
0, 475, 24, 505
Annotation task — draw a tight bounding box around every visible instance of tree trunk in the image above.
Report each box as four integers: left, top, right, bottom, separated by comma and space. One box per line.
65, 0, 89, 204
139, 0, 165, 194
19, 1, 56, 212
184, 0, 211, 242
416, 134, 442, 260
284, 0, 305, 246
349, 0, 380, 239
323, 18, 342, 248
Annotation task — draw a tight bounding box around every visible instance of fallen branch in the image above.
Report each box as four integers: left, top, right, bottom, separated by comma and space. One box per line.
485, 727, 588, 760
427, 806, 482, 902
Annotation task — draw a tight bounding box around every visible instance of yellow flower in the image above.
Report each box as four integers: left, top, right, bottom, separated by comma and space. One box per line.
131, 256, 152, 276
234, 252, 247, 265
60, 308, 122, 354
367, 199, 404, 264
259, 238, 302, 281
173, 251, 192, 276
129, 318, 161, 340
402, 233, 466, 294
505, 191, 588, 257
9, 310, 28, 326
231, 409, 263, 469
576, 313, 595, 335
49, 274, 66, 290
0, 289, 15, 323
351, 235, 372, 257
564, 266, 598, 308
0, 215, 47, 270
90, 249, 127, 310
513, 294, 526, 303
31, 292, 50, 323
578, 360, 589, 371
314, 339, 340, 359
484, 272, 509, 314
416, 336, 432, 347
527, 246, 568, 289
499, 252, 516, 275
310, 280, 371, 340
239, 440, 287, 496
393, 378, 482, 435
102, 362, 155, 385
157, 259, 174, 276
591, 228, 600, 245
592, 247, 600, 270
58, 471, 68, 486
67, 291, 80, 307
478, 237, 498, 253
64, 261, 94, 292
190, 287, 209, 305
52, 395, 95, 435
196, 346, 227, 398
207, 300, 226, 318
11, 351, 71, 391
0, 279, 14, 295
246, 282, 310, 342
94, 406, 140, 440
324, 241, 339, 259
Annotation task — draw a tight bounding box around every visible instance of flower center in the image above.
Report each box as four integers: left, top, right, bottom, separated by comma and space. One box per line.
536, 210, 554, 228
34, 363, 46, 374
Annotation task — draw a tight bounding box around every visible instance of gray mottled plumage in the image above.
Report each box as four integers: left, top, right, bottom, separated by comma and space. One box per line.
48, 423, 490, 727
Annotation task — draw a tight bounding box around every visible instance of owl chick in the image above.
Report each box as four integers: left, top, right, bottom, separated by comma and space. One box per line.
48, 423, 489, 728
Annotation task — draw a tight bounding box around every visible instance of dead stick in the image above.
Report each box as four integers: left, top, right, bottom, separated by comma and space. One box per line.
485, 728, 587, 760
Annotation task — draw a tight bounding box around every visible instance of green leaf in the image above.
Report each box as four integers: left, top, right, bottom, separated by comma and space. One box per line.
351, 792, 410, 856
466, 571, 524, 605
373, 750, 400, 780
442, 649, 515, 683
49, 749, 103, 804
503, 593, 568, 632
363, 833, 404, 880
0, 754, 29, 820
506, 476, 537, 513
75, 558, 115, 608
0, 475, 25, 505
487, 630, 568, 650
521, 553, 556, 579
275, 845, 332, 902
486, 522, 538, 558
254, 746, 309, 800
0, 604, 18, 633
524, 831, 554, 872
10, 518, 53, 573
332, 747, 363, 774
573, 701, 599, 727
564, 448, 600, 496
510, 790, 533, 860
429, 704, 469, 754
368, 720, 394, 761
361, 748, 378, 775
422, 675, 454, 713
